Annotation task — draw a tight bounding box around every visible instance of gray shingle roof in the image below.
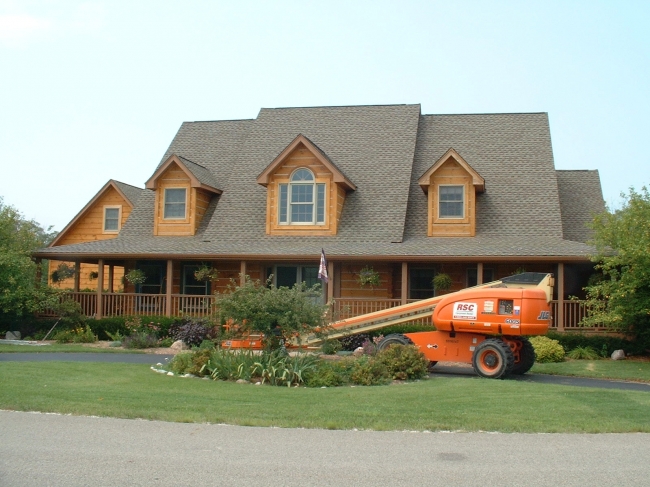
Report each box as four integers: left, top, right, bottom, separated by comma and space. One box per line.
556, 170, 605, 243
176, 155, 220, 191
37, 105, 604, 261
113, 180, 143, 207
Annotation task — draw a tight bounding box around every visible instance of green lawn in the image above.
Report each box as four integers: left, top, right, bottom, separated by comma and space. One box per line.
0, 343, 146, 353
0, 361, 648, 433
532, 359, 650, 383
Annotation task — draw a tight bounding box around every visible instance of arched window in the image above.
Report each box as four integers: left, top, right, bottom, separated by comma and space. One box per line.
278, 168, 326, 225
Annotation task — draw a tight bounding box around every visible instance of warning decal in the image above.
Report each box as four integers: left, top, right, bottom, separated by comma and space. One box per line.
452, 302, 478, 320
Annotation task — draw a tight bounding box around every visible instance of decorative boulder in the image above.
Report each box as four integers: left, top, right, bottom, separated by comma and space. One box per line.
611, 349, 626, 360
353, 346, 364, 357
170, 340, 189, 351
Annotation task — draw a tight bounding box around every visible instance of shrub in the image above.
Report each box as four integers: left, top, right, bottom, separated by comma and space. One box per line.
375, 344, 428, 380
304, 359, 355, 387
566, 346, 601, 360
87, 315, 177, 341
203, 349, 258, 381
320, 339, 342, 355
169, 352, 194, 375
170, 318, 212, 347
338, 333, 371, 351
217, 277, 326, 351
53, 325, 96, 344
529, 336, 565, 363
122, 332, 158, 349
251, 352, 319, 387
159, 337, 173, 348
350, 356, 391, 386
545, 331, 645, 356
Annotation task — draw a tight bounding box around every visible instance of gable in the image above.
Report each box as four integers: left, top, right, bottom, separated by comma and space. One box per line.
50, 181, 135, 247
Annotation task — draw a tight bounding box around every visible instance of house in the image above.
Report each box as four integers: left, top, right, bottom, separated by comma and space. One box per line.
34, 104, 606, 330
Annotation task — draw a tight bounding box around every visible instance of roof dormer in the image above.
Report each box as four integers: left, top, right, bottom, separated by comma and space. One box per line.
146, 154, 221, 236
257, 134, 355, 236
418, 148, 485, 237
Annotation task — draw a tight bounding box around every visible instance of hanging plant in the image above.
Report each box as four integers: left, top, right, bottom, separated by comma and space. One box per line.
124, 269, 146, 285
432, 273, 453, 292
194, 265, 219, 282
88, 271, 99, 281
358, 266, 381, 288
50, 263, 75, 283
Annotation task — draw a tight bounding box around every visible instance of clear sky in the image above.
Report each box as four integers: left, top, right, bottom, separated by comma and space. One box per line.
1, 0, 648, 231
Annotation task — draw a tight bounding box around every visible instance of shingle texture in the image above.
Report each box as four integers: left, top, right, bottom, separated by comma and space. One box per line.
556, 170, 605, 243
38, 105, 604, 261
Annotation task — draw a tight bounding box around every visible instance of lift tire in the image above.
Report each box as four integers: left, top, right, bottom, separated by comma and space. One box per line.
376, 334, 412, 352
510, 337, 536, 375
472, 338, 515, 379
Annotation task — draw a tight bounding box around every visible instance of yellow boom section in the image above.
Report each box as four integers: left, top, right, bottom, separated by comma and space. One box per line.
291, 272, 554, 347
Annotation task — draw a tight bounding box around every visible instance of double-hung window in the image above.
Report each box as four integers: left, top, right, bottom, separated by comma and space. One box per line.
164, 188, 187, 219
438, 185, 464, 218
103, 206, 121, 232
278, 168, 325, 225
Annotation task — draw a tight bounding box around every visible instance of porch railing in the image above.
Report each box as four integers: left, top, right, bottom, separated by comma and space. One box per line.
42, 292, 605, 331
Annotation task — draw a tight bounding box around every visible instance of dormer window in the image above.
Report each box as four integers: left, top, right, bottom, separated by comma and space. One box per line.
164, 188, 187, 219
279, 169, 326, 225
439, 185, 464, 218
418, 148, 484, 237
257, 134, 356, 236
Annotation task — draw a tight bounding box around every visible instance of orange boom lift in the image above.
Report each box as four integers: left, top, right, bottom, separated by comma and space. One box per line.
224, 273, 554, 379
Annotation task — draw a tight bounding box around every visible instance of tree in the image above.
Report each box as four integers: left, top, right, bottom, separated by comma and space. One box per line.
217, 276, 327, 350
0, 197, 57, 320
581, 187, 650, 348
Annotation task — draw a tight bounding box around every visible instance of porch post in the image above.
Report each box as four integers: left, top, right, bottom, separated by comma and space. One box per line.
240, 261, 247, 286
107, 265, 114, 293
327, 260, 335, 304
35, 258, 42, 287
401, 262, 408, 305
165, 260, 173, 318
477, 262, 484, 285
557, 263, 565, 331
74, 261, 80, 292
96, 259, 104, 320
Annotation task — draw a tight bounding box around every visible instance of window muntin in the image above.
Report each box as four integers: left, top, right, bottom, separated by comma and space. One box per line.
278, 169, 325, 225
164, 188, 187, 219
439, 185, 464, 218
182, 264, 210, 295
103, 207, 120, 232
467, 268, 494, 287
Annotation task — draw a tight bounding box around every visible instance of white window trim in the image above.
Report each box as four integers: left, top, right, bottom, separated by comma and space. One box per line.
278, 168, 326, 226
102, 205, 122, 234
438, 184, 465, 219
163, 187, 188, 220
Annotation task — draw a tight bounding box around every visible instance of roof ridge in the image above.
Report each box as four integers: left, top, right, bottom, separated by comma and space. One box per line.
176, 154, 209, 170
421, 112, 548, 117
260, 103, 421, 110
111, 179, 143, 190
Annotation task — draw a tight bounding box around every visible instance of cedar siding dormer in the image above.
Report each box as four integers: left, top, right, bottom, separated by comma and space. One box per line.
257, 134, 356, 236
418, 148, 485, 237
146, 154, 221, 236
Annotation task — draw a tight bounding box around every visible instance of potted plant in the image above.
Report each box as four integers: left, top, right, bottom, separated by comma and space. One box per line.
50, 263, 75, 283
432, 272, 453, 292
124, 269, 146, 286
358, 266, 381, 288
194, 264, 219, 282
88, 271, 99, 281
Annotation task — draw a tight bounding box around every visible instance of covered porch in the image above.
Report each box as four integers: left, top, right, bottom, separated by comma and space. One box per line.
42, 257, 603, 332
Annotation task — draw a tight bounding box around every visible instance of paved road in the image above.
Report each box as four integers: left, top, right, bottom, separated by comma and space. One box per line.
1, 410, 648, 487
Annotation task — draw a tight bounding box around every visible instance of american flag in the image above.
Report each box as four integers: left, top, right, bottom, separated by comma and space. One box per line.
318, 248, 329, 282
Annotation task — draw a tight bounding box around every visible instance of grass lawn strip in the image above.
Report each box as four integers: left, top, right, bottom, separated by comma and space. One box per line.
0, 342, 146, 354
0, 361, 648, 433
532, 359, 650, 383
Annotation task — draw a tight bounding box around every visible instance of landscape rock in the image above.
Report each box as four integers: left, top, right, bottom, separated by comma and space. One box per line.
170, 340, 189, 351
611, 349, 626, 360
236, 379, 249, 384
5, 331, 21, 340
353, 347, 364, 357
